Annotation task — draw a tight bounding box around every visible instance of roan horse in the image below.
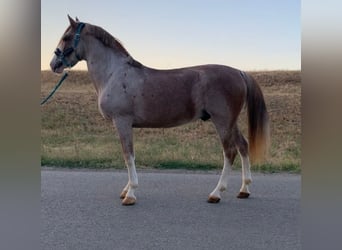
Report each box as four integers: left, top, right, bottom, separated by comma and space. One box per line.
50, 16, 269, 206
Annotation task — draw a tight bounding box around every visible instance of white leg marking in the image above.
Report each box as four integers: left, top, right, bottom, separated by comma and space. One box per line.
120, 182, 129, 199
239, 153, 252, 194
125, 155, 138, 200
113, 118, 138, 205
209, 152, 231, 200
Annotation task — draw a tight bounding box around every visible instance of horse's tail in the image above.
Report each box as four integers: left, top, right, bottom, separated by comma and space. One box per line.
243, 72, 270, 163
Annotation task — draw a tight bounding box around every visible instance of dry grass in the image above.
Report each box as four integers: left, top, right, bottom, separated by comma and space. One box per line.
41, 70, 301, 172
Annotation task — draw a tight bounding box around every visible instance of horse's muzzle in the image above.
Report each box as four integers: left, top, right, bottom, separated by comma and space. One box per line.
50, 59, 64, 73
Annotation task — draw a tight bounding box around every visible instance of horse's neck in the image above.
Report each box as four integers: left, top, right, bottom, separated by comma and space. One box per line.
84, 38, 130, 94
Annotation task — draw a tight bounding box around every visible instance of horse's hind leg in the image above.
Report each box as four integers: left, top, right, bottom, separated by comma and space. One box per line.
113, 118, 138, 206
208, 121, 237, 203
235, 129, 252, 198
208, 147, 237, 203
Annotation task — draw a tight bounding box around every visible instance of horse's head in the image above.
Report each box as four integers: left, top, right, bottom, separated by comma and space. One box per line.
50, 15, 86, 73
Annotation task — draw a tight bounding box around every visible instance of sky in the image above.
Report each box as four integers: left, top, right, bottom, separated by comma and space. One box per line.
41, 0, 300, 71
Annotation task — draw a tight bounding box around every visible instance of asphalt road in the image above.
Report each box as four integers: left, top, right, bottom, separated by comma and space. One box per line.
41, 169, 300, 250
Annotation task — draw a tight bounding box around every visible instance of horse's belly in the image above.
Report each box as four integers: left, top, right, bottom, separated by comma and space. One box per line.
133, 106, 197, 128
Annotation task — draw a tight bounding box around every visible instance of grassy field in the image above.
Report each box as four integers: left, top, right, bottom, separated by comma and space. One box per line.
41, 70, 301, 173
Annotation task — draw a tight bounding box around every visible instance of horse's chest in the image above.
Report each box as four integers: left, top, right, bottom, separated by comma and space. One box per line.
98, 89, 131, 119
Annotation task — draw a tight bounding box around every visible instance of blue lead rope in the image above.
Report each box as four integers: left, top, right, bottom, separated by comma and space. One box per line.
40, 72, 69, 105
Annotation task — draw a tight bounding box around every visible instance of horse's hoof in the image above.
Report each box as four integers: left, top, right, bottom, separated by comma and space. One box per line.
122, 196, 136, 206
207, 196, 221, 203
120, 190, 127, 199
237, 192, 250, 199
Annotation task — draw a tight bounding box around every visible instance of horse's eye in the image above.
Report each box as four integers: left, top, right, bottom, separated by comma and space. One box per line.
62, 35, 72, 42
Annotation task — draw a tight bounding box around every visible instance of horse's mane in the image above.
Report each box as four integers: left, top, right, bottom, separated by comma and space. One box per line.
84, 23, 142, 67
86, 24, 130, 57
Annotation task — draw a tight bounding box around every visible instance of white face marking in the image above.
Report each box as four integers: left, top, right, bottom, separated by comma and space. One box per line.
50, 40, 66, 73
50, 27, 76, 73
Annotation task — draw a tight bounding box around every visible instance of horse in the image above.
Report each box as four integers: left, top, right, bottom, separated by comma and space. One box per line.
50, 16, 270, 206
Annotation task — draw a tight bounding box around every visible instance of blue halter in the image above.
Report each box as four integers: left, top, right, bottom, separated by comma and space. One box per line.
54, 22, 85, 68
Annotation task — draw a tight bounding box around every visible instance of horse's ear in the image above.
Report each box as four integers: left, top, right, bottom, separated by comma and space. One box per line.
75, 17, 80, 22
67, 14, 77, 29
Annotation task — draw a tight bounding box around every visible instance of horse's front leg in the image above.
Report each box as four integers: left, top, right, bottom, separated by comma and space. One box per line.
113, 118, 138, 206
